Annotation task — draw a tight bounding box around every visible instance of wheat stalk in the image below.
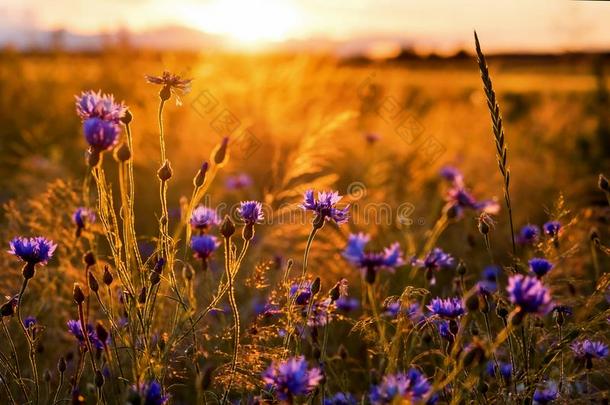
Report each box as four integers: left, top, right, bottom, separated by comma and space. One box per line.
474, 31, 517, 256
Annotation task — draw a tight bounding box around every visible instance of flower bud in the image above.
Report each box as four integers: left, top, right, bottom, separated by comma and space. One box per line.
456, 260, 467, 276
103, 266, 113, 286
242, 223, 254, 241
138, 287, 147, 304
57, 356, 67, 373
0, 298, 16, 317
220, 215, 236, 238
83, 251, 96, 267
329, 282, 341, 302
73, 283, 85, 305
599, 174, 610, 193
150, 271, 161, 286
120, 109, 133, 125
87, 149, 101, 168
160, 85, 171, 101
510, 308, 525, 326
95, 322, 109, 346
115, 142, 131, 162
465, 293, 480, 312
193, 162, 209, 188
95, 370, 104, 387
44, 369, 51, 383
157, 160, 173, 181
311, 277, 321, 295
213, 137, 229, 165
88, 272, 99, 293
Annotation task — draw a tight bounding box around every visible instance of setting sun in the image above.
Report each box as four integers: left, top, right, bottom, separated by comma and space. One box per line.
179, 0, 302, 45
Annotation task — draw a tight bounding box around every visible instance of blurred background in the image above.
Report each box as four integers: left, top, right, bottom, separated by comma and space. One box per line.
1, 0, 610, 279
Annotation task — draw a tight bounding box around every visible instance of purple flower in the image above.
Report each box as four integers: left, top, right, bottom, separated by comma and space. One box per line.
83, 117, 121, 152
369, 369, 431, 404
324, 392, 358, 405
127, 380, 169, 405
8, 236, 57, 265
75, 90, 126, 123
237, 201, 264, 225
66, 320, 105, 350
190, 235, 219, 260
146, 71, 192, 94
23, 316, 37, 329
543, 221, 561, 237
290, 282, 313, 305
507, 275, 552, 315
477, 265, 499, 295
225, 173, 253, 190
427, 297, 465, 319
411, 248, 454, 285
444, 186, 500, 220
301, 190, 349, 227
439, 166, 464, 186
335, 297, 359, 312
343, 233, 404, 282
437, 320, 454, 342
518, 224, 540, 245
533, 382, 558, 404
307, 298, 332, 327
189, 205, 219, 231
262, 356, 322, 401
486, 361, 512, 380
364, 132, 381, 144
73, 207, 96, 229
570, 339, 609, 360
528, 258, 553, 278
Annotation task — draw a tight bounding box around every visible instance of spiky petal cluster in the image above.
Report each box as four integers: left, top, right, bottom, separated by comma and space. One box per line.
73, 207, 96, 229
543, 221, 561, 237
237, 200, 264, 225
75, 90, 126, 122
440, 167, 500, 219
127, 380, 169, 405
506, 275, 552, 314
190, 235, 219, 260
533, 382, 558, 405
301, 190, 349, 226
343, 233, 404, 282
145, 71, 192, 93
261, 356, 323, 401
411, 248, 454, 285
528, 258, 553, 278
369, 369, 432, 404
427, 297, 465, 319
324, 392, 358, 405
8, 236, 57, 265
570, 340, 609, 360
66, 320, 106, 350
477, 265, 499, 295
518, 224, 540, 245
189, 205, 219, 231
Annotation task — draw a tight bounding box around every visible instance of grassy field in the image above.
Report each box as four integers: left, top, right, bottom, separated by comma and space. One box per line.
0, 49, 609, 403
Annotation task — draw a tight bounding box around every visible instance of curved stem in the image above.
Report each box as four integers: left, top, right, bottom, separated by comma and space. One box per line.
17, 277, 39, 405
221, 237, 240, 404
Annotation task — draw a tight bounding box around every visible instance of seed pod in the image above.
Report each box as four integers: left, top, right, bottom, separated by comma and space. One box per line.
213, 137, 229, 165
465, 293, 480, 312
0, 299, 16, 317
73, 283, 85, 305
599, 174, 610, 192
157, 160, 173, 181
138, 287, 147, 304
150, 271, 161, 286
95, 370, 104, 387
88, 272, 99, 293
329, 282, 341, 302
87, 149, 100, 168
102, 266, 113, 286
193, 162, 209, 188
115, 142, 131, 162
220, 215, 236, 238
120, 109, 133, 125
456, 260, 467, 276
44, 369, 51, 383
242, 223, 254, 241
311, 277, 321, 295
57, 356, 67, 373
338, 344, 348, 360
95, 322, 109, 346
83, 251, 96, 267
159, 85, 171, 101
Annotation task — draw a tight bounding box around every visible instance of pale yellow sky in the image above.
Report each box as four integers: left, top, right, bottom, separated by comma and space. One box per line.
2, 0, 610, 51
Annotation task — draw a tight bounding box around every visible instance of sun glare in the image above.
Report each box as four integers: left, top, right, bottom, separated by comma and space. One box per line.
181, 0, 302, 46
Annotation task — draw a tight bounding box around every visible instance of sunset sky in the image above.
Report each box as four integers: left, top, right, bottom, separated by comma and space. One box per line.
2, 0, 610, 52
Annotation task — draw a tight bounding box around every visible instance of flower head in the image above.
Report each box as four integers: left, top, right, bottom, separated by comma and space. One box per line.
570, 339, 608, 360
73, 207, 96, 229
66, 320, 105, 350
290, 281, 313, 305
427, 297, 465, 319
9, 236, 57, 265
411, 248, 454, 285
369, 369, 431, 404
441, 169, 500, 219
225, 173, 253, 190
528, 258, 553, 278
189, 205, 219, 231
518, 224, 540, 245
127, 380, 169, 405
146, 71, 192, 93
343, 233, 404, 281
262, 356, 322, 401
301, 190, 349, 226
335, 297, 359, 312
237, 201, 264, 225
324, 392, 358, 405
533, 382, 558, 405
83, 117, 121, 152
507, 275, 552, 315
543, 221, 561, 237
190, 235, 219, 260
439, 166, 464, 187
75, 90, 125, 123
477, 265, 499, 295
486, 361, 512, 381
24, 316, 37, 329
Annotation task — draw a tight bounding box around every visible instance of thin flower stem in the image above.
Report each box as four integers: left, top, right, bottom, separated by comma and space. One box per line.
367, 283, 386, 346
1, 318, 30, 402
16, 277, 40, 405
157, 99, 166, 163
221, 236, 240, 404
0, 372, 17, 405
52, 369, 63, 405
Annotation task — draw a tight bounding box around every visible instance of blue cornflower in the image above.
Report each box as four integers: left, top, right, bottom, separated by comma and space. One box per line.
75, 90, 126, 123
290, 281, 313, 305
533, 382, 558, 404
190, 235, 219, 261
411, 248, 454, 285
237, 200, 264, 225
369, 369, 432, 404
570, 339, 609, 360
189, 205, 219, 231
442, 171, 500, 219
437, 320, 454, 342
225, 173, 253, 190
543, 221, 561, 237
23, 316, 37, 329
262, 356, 323, 401
507, 275, 552, 315
518, 224, 540, 245
486, 361, 512, 381
83, 117, 121, 152
343, 233, 404, 283
427, 297, 465, 319
335, 297, 359, 312
477, 265, 499, 295
439, 166, 464, 186
528, 258, 553, 278
324, 392, 358, 405
9, 236, 57, 266
66, 320, 105, 350
127, 380, 169, 405
301, 190, 349, 228
73, 207, 96, 230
